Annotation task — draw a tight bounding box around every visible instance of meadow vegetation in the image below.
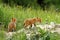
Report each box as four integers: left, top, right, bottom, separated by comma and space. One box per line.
0, 2, 60, 40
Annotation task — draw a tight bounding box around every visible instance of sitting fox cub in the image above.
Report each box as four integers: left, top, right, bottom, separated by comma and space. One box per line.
8, 18, 16, 32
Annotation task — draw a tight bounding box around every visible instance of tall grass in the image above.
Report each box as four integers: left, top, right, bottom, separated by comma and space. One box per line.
0, 3, 60, 40
0, 4, 60, 30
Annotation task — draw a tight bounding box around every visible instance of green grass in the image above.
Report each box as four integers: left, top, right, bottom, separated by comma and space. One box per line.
0, 4, 60, 29
50, 33, 60, 40
12, 32, 26, 40
0, 31, 5, 40
0, 3, 60, 40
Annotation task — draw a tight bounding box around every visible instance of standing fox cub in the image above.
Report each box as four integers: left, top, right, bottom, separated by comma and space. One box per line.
24, 17, 41, 28
8, 18, 17, 32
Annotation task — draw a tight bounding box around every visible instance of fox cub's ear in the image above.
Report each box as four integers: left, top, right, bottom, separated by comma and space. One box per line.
36, 17, 41, 23
11, 18, 17, 22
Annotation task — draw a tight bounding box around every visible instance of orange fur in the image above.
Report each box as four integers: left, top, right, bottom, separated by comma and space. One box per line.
24, 17, 41, 28
8, 18, 16, 32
